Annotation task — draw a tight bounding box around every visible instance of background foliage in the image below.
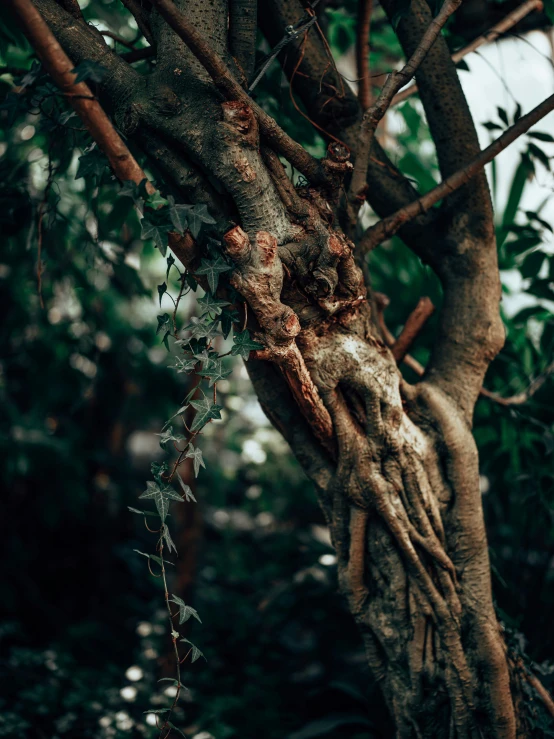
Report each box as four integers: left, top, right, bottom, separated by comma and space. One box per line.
1, 1, 553, 737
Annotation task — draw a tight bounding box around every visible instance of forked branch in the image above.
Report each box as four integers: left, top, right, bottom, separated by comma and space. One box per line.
391, 0, 544, 107
349, 0, 461, 206
360, 93, 554, 254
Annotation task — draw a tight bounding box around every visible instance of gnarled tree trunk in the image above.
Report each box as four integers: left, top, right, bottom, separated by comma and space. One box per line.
19, 0, 554, 735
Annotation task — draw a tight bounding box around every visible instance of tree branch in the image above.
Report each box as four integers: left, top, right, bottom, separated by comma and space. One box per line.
119, 0, 156, 47
356, 0, 373, 111
147, 0, 328, 186
229, 0, 257, 83
391, 0, 544, 107
359, 93, 554, 255
9, 0, 154, 193
391, 297, 435, 363
349, 0, 461, 208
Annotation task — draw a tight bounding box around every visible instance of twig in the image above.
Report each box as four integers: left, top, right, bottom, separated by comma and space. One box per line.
348, 0, 461, 210
9, 0, 155, 194
359, 92, 554, 253
391, 297, 435, 362
375, 293, 554, 406
119, 0, 155, 47
120, 46, 155, 63
100, 30, 135, 49
524, 666, 554, 720
356, 0, 374, 111
391, 0, 544, 107
147, 0, 329, 186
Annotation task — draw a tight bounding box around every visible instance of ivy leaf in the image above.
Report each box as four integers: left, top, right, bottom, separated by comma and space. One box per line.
173, 356, 198, 374
141, 210, 172, 256
139, 481, 185, 521
139, 481, 170, 522
198, 360, 231, 387
184, 272, 198, 292
133, 550, 174, 567
180, 638, 206, 663
178, 473, 197, 502
186, 203, 216, 239
169, 595, 202, 625
189, 397, 223, 432
146, 191, 168, 209
127, 506, 161, 519
220, 307, 240, 340
163, 525, 178, 555
157, 425, 186, 449
162, 331, 171, 352
158, 282, 167, 307
185, 443, 205, 478
194, 256, 232, 294
71, 60, 107, 84
157, 313, 170, 335
75, 146, 107, 182
167, 195, 191, 234
180, 316, 222, 341
197, 293, 230, 317
231, 330, 264, 360
166, 254, 176, 279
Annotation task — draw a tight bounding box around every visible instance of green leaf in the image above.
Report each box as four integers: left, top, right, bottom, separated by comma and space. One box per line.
166, 254, 176, 279
189, 397, 223, 431
528, 131, 554, 143
173, 356, 198, 374
186, 203, 216, 239
180, 316, 222, 341
72, 60, 107, 84
141, 210, 172, 256
497, 106, 509, 126
167, 195, 191, 234
158, 282, 167, 307
231, 329, 264, 360
194, 256, 232, 294
127, 506, 160, 519
198, 360, 231, 387
528, 142, 551, 171
520, 251, 545, 279
163, 525, 177, 554
139, 481, 185, 521
185, 443, 205, 477
75, 146, 107, 182
197, 293, 230, 317
177, 474, 197, 502
156, 313, 170, 335
143, 708, 171, 715
220, 307, 240, 339
169, 595, 202, 625
133, 550, 174, 567
180, 638, 206, 663
157, 426, 186, 449
146, 191, 168, 209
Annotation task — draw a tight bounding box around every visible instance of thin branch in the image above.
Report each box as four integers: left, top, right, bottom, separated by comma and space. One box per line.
100, 30, 135, 50
375, 294, 554, 406
348, 0, 461, 208
524, 666, 554, 720
356, 0, 374, 111
391, 0, 544, 107
147, 0, 328, 186
9, 0, 155, 193
120, 45, 155, 63
391, 297, 435, 363
359, 93, 554, 254
119, 0, 155, 47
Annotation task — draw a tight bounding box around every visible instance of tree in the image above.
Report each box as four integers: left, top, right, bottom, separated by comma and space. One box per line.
4, 0, 554, 736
